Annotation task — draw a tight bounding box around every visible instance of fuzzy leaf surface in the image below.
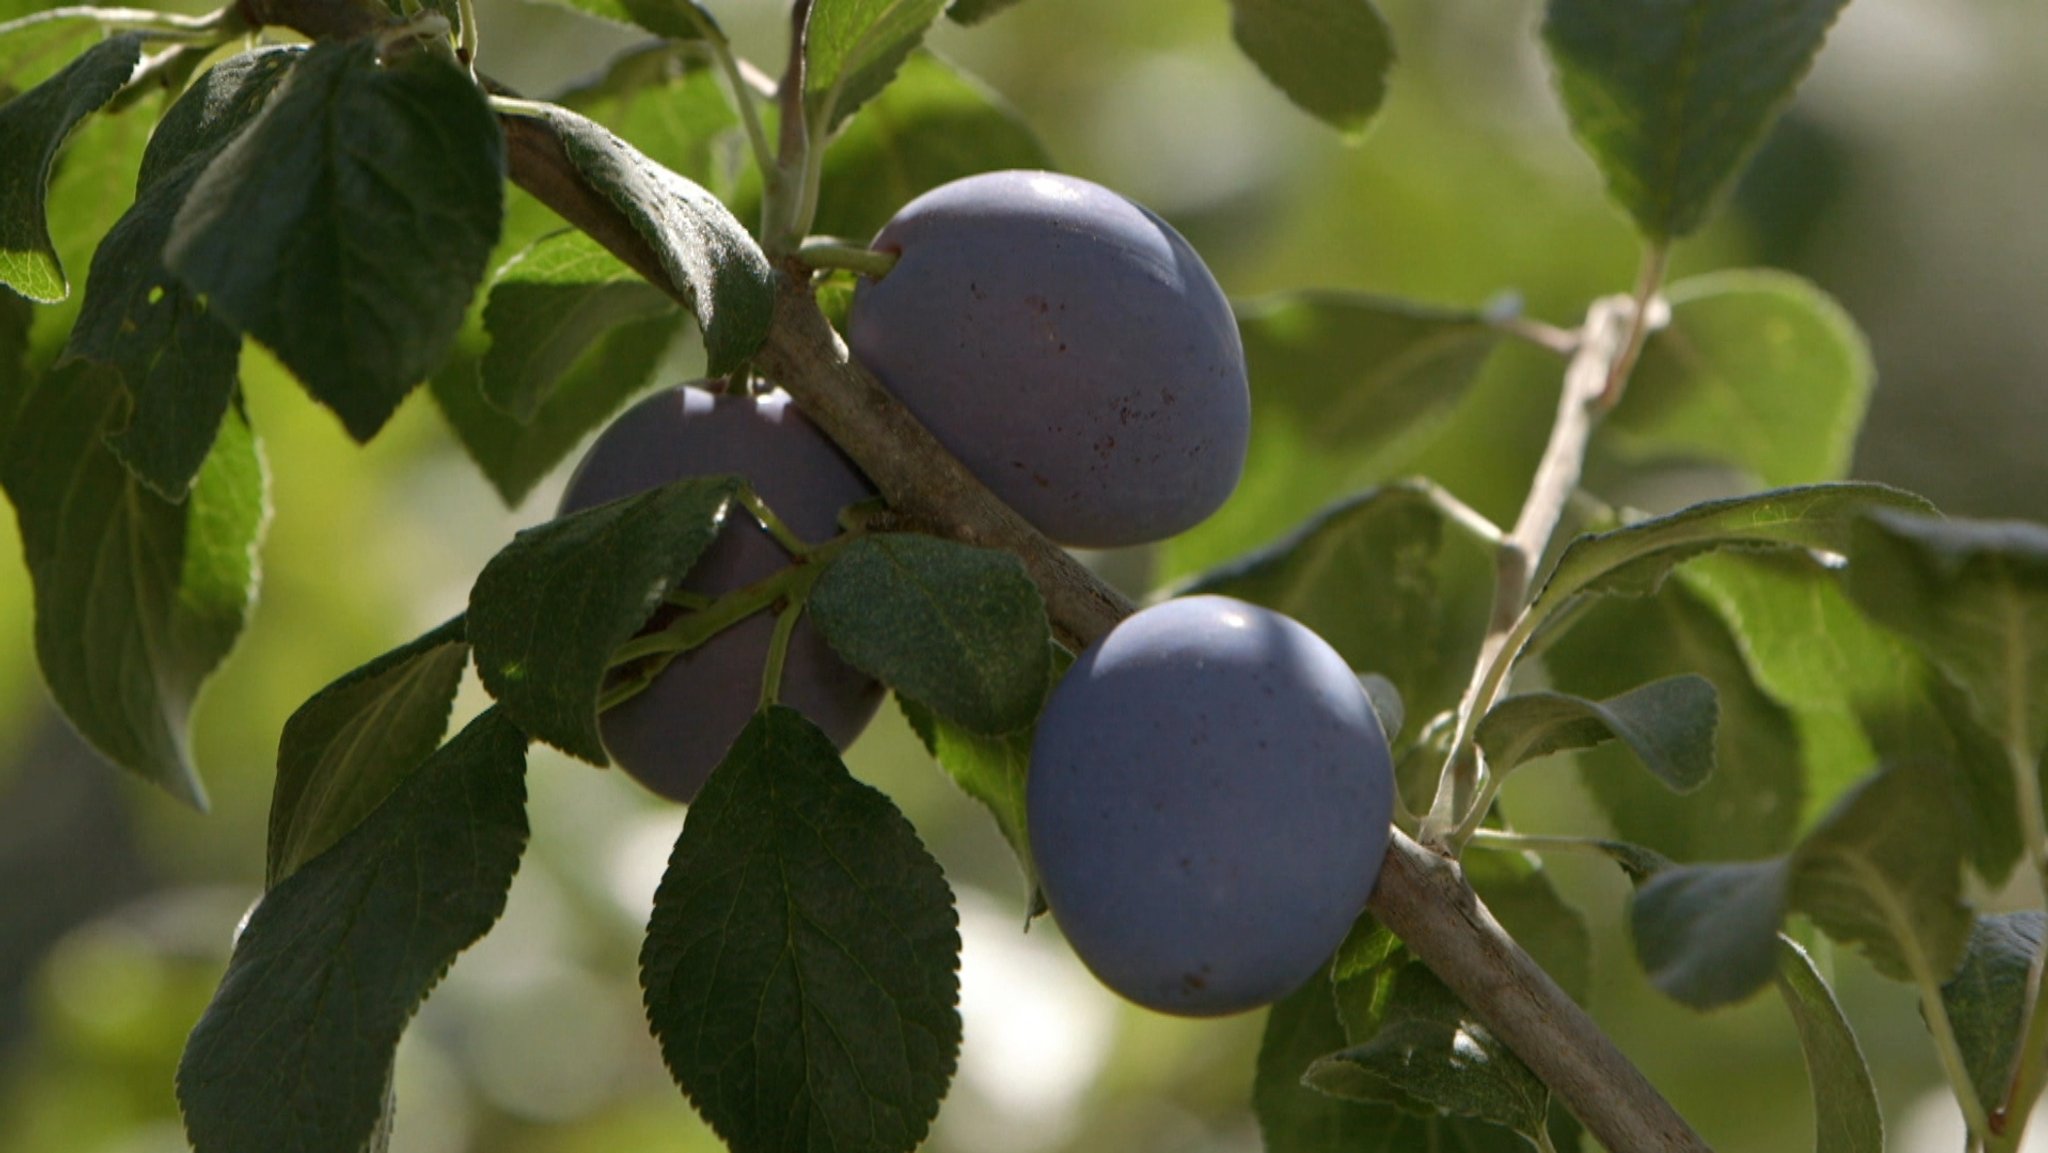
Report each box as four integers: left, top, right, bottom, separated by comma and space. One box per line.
1479, 674, 1717, 790
641, 707, 960, 1153
165, 41, 504, 441
178, 710, 530, 1153
1942, 912, 2044, 1111
1543, 0, 1851, 239
469, 476, 737, 761
812, 533, 1051, 735
540, 103, 772, 374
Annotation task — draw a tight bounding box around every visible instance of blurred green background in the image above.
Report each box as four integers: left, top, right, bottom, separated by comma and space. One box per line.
4, 0, 2047, 1150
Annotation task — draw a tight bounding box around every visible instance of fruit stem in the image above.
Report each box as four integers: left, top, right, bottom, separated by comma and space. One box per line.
608, 568, 794, 668
763, 0, 815, 256
738, 488, 814, 558
759, 601, 803, 709
796, 237, 899, 279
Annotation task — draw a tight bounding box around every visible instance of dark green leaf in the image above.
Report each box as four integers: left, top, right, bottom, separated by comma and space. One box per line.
1942, 912, 2043, 1111
67, 47, 302, 499
480, 229, 675, 421
267, 617, 471, 887
1166, 294, 1499, 577
469, 476, 738, 761
165, 41, 504, 441
804, 0, 949, 131
1776, 937, 1884, 1153
1546, 579, 1803, 860
432, 311, 680, 506
178, 709, 530, 1153
898, 645, 1066, 910
0, 33, 139, 301
1632, 859, 1789, 1008
1479, 674, 1717, 790
810, 52, 1050, 243
1254, 974, 1395, 1153
1681, 550, 2021, 884
1543, 0, 1851, 239
1532, 483, 1935, 620
539, 0, 717, 39
1464, 847, 1592, 1002
1179, 481, 1497, 748
539, 103, 773, 374
1847, 510, 2048, 767
811, 533, 1051, 735
1309, 964, 1551, 1141
945, 0, 1023, 23
1790, 760, 1970, 986
641, 707, 960, 1153
0, 288, 27, 442
1607, 270, 1872, 488
1228, 0, 1394, 137
1, 364, 264, 806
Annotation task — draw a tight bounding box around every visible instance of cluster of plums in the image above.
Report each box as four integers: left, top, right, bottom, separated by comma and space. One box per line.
559, 171, 1393, 1016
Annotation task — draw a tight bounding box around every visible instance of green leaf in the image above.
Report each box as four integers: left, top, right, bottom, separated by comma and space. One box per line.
1606, 270, 1872, 488
944, 0, 1023, 23
804, 0, 950, 131
1227, 0, 1394, 137
0, 287, 27, 441
1253, 974, 1396, 1153
1942, 912, 2043, 1111
1681, 550, 2021, 884
1790, 760, 1970, 987
539, 0, 717, 39
431, 311, 680, 506
0, 364, 265, 806
898, 644, 1068, 910
1178, 481, 1498, 747
1532, 483, 1935, 622
554, 46, 740, 195
66, 47, 302, 499
480, 229, 676, 421
0, 33, 139, 301
1542, 0, 1852, 240
178, 709, 530, 1153
1479, 674, 1717, 789
469, 476, 739, 761
538, 103, 773, 374
1776, 937, 1884, 1153
165, 40, 505, 441
1632, 859, 1789, 1008
1310, 964, 1551, 1141
811, 533, 1051, 735
267, 617, 471, 887
1165, 294, 1500, 577
1546, 580, 1804, 860
810, 52, 1050, 243
1847, 510, 2048, 767
641, 706, 960, 1153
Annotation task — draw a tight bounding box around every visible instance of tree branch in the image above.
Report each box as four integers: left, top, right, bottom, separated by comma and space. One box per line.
222, 2, 1708, 1144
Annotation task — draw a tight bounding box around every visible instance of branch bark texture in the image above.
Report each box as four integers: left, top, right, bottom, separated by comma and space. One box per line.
228, 3, 1709, 1146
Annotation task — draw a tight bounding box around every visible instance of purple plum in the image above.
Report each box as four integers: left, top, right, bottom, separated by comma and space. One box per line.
848, 170, 1250, 548
1027, 595, 1393, 1016
559, 384, 883, 802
